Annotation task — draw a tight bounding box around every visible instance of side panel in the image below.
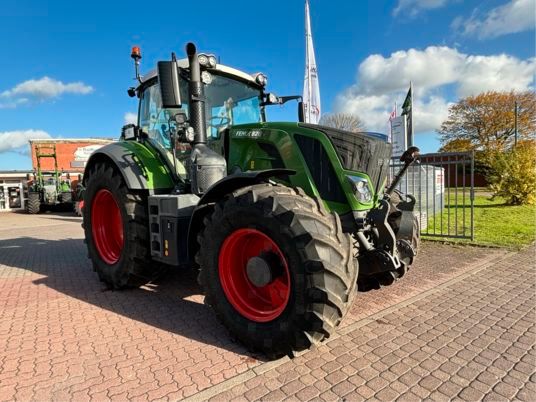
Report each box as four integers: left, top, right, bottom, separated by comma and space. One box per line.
83, 141, 175, 190
226, 123, 375, 214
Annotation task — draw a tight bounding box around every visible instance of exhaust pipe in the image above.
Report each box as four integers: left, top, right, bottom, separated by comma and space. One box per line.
186, 42, 207, 145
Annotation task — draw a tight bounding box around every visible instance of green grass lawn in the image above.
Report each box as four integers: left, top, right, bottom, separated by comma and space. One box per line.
422, 193, 536, 249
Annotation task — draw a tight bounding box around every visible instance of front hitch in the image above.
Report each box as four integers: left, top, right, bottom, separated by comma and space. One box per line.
385, 146, 420, 197
356, 147, 421, 282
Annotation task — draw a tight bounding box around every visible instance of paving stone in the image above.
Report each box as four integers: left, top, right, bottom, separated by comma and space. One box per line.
3, 213, 533, 402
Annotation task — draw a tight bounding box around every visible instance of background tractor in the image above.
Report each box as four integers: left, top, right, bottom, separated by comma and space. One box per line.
82, 43, 420, 357
27, 143, 75, 214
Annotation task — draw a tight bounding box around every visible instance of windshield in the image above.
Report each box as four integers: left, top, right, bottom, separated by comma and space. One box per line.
138, 72, 262, 180
139, 73, 262, 149
204, 74, 263, 138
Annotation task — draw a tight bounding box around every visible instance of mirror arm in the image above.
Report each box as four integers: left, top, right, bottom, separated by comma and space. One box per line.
261, 94, 303, 107
279, 95, 302, 105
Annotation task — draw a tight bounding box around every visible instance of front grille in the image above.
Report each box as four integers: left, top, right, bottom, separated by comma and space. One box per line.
294, 134, 347, 204
299, 124, 392, 192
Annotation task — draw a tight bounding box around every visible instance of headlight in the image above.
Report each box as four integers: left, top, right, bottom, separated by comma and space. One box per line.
347, 176, 372, 203
255, 73, 268, 87
201, 70, 212, 84
208, 55, 217, 68
198, 53, 217, 68
198, 54, 209, 66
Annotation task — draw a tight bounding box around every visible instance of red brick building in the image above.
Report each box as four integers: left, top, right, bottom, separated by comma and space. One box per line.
0, 139, 114, 212
29, 138, 114, 173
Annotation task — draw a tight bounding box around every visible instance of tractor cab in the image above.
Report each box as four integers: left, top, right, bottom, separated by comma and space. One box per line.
126, 47, 302, 184
128, 51, 271, 180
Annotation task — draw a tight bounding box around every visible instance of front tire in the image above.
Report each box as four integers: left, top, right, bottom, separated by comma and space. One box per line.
27, 192, 40, 214
197, 183, 358, 357
61, 190, 72, 203
83, 161, 159, 289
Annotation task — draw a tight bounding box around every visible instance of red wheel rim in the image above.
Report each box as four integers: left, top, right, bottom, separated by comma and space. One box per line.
218, 228, 291, 322
91, 189, 124, 265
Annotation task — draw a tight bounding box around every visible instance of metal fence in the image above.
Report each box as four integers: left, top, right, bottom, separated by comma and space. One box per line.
389, 151, 475, 240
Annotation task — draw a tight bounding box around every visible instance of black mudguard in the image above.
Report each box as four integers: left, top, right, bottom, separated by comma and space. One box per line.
196, 169, 296, 205
82, 144, 149, 190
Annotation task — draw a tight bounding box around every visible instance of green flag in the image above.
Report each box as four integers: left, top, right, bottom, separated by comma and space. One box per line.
401, 84, 413, 146
401, 86, 412, 116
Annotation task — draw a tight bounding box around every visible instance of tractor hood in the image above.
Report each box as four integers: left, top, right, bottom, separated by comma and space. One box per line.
299, 123, 393, 192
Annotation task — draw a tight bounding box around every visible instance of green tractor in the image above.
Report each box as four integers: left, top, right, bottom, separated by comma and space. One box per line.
27, 143, 74, 214
82, 43, 420, 357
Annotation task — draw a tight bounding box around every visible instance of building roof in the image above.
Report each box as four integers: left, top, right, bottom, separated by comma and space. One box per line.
28, 138, 115, 144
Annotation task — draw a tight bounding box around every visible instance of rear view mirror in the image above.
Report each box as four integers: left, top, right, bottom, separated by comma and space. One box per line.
158, 61, 182, 108
298, 101, 305, 123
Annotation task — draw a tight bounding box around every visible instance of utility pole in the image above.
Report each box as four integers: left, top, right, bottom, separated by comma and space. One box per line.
514, 100, 518, 148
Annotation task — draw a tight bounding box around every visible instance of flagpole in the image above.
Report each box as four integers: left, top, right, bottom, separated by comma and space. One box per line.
303, 0, 321, 124
306, 0, 312, 123
409, 81, 413, 147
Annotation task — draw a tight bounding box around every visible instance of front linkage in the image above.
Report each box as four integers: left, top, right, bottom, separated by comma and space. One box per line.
355, 146, 420, 289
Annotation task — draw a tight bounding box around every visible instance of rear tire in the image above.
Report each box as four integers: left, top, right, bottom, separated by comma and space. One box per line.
27, 192, 40, 214
197, 183, 358, 357
83, 161, 161, 289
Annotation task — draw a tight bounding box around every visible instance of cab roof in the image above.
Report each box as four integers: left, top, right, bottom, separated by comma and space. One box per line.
140, 58, 261, 88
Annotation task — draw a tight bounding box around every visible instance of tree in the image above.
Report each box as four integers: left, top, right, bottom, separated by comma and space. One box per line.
438, 91, 536, 205
438, 138, 474, 152
319, 113, 365, 132
486, 140, 536, 205
438, 91, 535, 152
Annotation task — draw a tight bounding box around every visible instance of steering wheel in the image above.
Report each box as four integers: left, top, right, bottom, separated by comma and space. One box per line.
208, 115, 231, 131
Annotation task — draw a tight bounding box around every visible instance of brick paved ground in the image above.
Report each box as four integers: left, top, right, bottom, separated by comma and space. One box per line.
205, 246, 536, 402
0, 211, 533, 401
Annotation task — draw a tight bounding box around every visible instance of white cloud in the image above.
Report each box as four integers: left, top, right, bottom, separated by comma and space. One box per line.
0, 76, 93, 108
453, 0, 536, 39
459, 54, 536, 96
124, 112, 137, 125
412, 96, 452, 133
0, 98, 29, 109
0, 130, 51, 154
393, 0, 450, 17
335, 46, 536, 134
356, 47, 464, 94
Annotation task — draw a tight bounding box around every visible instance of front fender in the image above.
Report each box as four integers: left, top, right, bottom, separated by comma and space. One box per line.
197, 168, 295, 205
83, 142, 175, 190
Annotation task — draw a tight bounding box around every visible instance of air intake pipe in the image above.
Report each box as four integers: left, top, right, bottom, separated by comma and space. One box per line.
186, 42, 207, 145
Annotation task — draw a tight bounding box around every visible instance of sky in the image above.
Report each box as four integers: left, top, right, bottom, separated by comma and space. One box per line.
0, 0, 534, 170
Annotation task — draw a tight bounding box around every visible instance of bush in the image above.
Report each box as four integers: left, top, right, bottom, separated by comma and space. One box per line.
487, 141, 536, 205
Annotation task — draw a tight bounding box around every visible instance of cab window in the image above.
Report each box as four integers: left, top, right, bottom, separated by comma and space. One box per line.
138, 82, 189, 150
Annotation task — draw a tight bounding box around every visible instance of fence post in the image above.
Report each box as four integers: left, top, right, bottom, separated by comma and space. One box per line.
470, 151, 475, 241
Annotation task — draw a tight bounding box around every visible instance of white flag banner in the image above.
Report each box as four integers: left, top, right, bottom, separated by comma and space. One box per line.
303, 0, 321, 124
